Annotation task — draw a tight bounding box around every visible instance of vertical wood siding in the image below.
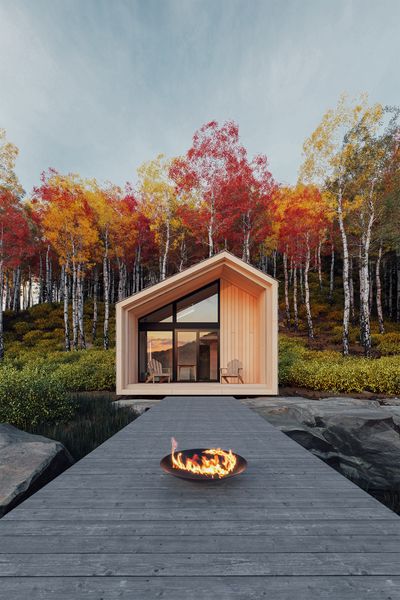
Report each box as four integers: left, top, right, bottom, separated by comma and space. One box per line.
220, 278, 261, 384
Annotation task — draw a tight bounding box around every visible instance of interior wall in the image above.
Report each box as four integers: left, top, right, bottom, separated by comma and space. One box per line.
220, 278, 261, 384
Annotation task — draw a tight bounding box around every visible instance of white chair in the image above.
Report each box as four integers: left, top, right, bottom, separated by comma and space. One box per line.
146, 359, 171, 383
220, 359, 244, 384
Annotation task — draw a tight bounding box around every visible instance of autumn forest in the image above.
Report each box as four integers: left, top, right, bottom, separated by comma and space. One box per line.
1, 95, 400, 366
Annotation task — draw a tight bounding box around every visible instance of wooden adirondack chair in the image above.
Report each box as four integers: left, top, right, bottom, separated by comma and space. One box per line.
220, 359, 244, 384
146, 359, 171, 383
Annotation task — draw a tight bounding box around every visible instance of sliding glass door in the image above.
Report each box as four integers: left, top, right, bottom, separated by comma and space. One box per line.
176, 330, 219, 382
176, 331, 197, 381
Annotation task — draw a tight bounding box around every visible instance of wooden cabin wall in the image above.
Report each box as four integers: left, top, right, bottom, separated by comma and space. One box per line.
220, 278, 261, 384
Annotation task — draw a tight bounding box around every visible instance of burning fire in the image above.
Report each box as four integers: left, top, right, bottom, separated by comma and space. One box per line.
171, 437, 237, 479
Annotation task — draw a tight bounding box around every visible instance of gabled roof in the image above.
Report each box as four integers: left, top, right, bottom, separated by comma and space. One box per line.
117, 250, 278, 316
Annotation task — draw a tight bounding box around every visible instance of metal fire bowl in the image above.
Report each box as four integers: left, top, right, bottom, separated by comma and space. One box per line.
160, 448, 247, 481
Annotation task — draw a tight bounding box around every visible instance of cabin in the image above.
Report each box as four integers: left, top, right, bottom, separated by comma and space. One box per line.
116, 251, 278, 396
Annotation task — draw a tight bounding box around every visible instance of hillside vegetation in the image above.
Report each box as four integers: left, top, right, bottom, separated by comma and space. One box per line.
1, 289, 399, 430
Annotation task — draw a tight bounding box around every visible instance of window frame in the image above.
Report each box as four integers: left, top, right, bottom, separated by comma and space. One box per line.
138, 281, 220, 382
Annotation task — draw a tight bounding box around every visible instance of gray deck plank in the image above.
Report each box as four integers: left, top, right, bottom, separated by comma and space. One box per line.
3, 534, 400, 554
1, 395, 400, 598
1, 551, 400, 576
4, 506, 394, 521
1, 519, 399, 536
0, 576, 399, 600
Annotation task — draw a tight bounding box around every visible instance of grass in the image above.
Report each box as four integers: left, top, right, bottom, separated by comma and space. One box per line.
25, 393, 137, 461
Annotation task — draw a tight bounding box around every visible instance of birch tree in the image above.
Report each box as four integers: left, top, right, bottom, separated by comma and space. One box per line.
138, 155, 178, 281
300, 95, 382, 355
32, 172, 99, 351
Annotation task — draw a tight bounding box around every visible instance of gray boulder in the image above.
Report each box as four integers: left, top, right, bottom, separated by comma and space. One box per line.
113, 398, 160, 414
248, 397, 400, 491
0, 424, 74, 517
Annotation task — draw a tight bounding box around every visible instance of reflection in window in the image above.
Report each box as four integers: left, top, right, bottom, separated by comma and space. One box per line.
199, 331, 218, 381
177, 331, 197, 381
139, 331, 173, 382
176, 283, 218, 323
139, 304, 173, 323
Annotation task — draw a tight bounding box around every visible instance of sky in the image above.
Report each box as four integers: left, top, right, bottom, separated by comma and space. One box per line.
1, 0, 399, 194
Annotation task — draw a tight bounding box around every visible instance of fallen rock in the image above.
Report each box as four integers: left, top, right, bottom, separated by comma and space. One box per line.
247, 397, 400, 491
0, 424, 74, 517
113, 398, 160, 414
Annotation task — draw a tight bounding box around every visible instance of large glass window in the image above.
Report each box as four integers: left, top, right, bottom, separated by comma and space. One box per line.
176, 282, 218, 323
139, 304, 173, 323
138, 282, 219, 382
199, 331, 218, 381
177, 331, 197, 381
139, 331, 173, 382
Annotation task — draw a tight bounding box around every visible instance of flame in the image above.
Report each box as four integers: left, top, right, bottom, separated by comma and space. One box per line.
171, 437, 237, 478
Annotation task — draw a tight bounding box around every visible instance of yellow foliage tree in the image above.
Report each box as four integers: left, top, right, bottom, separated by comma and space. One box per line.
300, 94, 384, 355
137, 154, 179, 280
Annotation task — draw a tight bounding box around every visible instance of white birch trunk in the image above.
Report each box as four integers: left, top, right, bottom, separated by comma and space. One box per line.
376, 241, 384, 334
317, 239, 322, 290
299, 265, 304, 303
118, 260, 127, 301
12, 266, 20, 311
337, 187, 350, 355
328, 244, 335, 303
71, 254, 78, 351
103, 229, 110, 350
77, 264, 86, 350
92, 267, 98, 343
38, 253, 44, 303
45, 244, 52, 303
349, 257, 355, 321
63, 260, 70, 351
293, 265, 298, 330
358, 195, 374, 357
283, 249, 291, 328
27, 266, 32, 309
110, 261, 114, 304
161, 211, 170, 281
208, 193, 215, 257
242, 210, 251, 263
178, 238, 187, 272
4, 274, 9, 310
304, 234, 314, 338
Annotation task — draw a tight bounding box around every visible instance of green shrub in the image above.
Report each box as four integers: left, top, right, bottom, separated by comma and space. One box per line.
29, 303, 58, 318
281, 349, 400, 394
22, 330, 44, 346
373, 333, 400, 356
34, 316, 64, 331
278, 337, 309, 385
0, 364, 76, 427
54, 350, 116, 391
331, 325, 359, 345
13, 321, 33, 337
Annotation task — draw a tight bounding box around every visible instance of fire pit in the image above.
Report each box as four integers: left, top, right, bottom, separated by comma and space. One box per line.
160, 438, 247, 481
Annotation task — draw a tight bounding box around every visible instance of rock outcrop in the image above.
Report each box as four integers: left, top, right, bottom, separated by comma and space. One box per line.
0, 424, 74, 516
246, 397, 400, 491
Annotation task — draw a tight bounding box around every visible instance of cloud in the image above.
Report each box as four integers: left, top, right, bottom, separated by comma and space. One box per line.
0, 0, 399, 193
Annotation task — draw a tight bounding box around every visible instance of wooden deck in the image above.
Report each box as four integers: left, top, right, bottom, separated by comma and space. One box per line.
1, 396, 400, 598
